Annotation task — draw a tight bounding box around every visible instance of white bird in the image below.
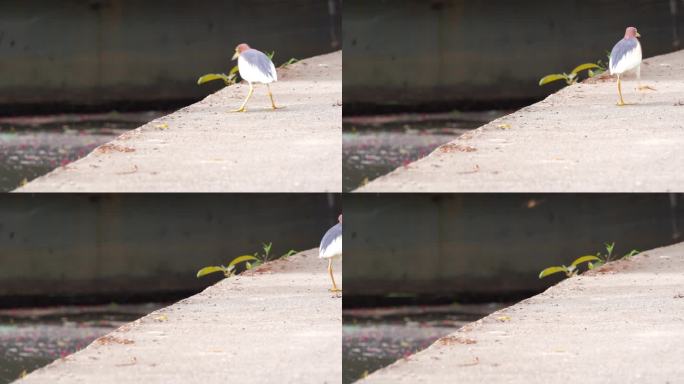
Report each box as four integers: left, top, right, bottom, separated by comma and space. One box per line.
609, 26, 650, 106
319, 214, 342, 292
231, 43, 281, 112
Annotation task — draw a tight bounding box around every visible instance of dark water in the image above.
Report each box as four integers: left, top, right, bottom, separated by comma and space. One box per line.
342, 111, 508, 192
342, 303, 507, 384
0, 112, 165, 192
0, 303, 165, 383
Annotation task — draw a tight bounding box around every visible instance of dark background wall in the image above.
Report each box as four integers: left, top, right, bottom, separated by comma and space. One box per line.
344, 0, 684, 112
0, 194, 340, 305
344, 194, 683, 299
0, 0, 341, 114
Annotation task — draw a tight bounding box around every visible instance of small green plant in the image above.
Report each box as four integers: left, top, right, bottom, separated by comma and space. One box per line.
197, 52, 297, 87
539, 242, 639, 279
280, 57, 299, 67
539, 62, 604, 86
538, 255, 601, 278
588, 242, 639, 269
196, 242, 297, 278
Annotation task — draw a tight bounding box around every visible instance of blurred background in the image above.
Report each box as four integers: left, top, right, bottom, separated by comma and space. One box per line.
0, 0, 342, 191
342, 193, 683, 383
342, 0, 684, 191
0, 193, 340, 382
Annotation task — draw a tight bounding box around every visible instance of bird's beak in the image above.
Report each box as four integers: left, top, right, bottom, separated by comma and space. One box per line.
636, 32, 641, 38
231, 51, 239, 61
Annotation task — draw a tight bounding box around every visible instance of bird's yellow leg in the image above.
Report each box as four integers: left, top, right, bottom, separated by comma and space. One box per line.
267, 84, 282, 110
636, 65, 656, 91
233, 83, 254, 112
617, 76, 626, 106
328, 259, 341, 293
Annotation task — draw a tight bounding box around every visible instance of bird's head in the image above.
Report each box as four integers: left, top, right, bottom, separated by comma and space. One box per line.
625, 27, 641, 39
232, 43, 251, 61
338, 214, 342, 224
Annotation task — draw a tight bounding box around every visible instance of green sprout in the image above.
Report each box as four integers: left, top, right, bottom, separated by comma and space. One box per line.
539, 242, 639, 279
538, 255, 601, 279
539, 62, 604, 86
196, 242, 297, 279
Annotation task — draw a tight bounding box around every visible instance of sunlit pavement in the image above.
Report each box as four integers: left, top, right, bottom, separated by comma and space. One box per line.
17, 250, 341, 384
359, 242, 684, 383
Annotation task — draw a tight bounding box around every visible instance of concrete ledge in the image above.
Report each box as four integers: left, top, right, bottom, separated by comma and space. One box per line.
359, 242, 684, 383
16, 51, 342, 192
357, 49, 684, 192
19, 250, 342, 383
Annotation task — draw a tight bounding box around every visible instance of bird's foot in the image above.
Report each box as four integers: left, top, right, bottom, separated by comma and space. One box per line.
329, 288, 342, 293
638, 85, 656, 91
232, 107, 247, 113
616, 100, 628, 106
271, 105, 285, 110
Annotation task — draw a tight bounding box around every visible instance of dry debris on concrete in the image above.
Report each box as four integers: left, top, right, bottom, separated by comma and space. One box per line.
19, 249, 342, 384
359, 242, 684, 383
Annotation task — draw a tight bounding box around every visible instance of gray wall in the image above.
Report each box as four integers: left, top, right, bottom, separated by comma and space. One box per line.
344, 0, 684, 111
0, 0, 341, 111
344, 194, 684, 296
0, 194, 340, 301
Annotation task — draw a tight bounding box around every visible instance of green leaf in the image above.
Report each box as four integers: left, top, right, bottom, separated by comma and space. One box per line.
229, 65, 240, 77
571, 63, 601, 74
228, 255, 260, 268
605, 242, 615, 258
196, 266, 226, 278
571, 255, 601, 267
282, 250, 297, 258
280, 58, 298, 68
539, 266, 568, 279
539, 74, 567, 86
624, 249, 639, 258
263, 242, 272, 256
197, 73, 232, 86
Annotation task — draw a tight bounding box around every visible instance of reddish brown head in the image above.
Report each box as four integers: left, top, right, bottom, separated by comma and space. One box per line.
235, 43, 251, 53
624, 27, 641, 39
232, 43, 251, 60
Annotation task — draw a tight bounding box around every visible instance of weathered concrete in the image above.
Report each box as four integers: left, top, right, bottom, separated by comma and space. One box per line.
0, 194, 340, 301
15, 52, 342, 192
18, 249, 342, 384
359, 242, 684, 383
0, 0, 341, 111
357, 49, 684, 192
344, 0, 684, 111
344, 194, 684, 297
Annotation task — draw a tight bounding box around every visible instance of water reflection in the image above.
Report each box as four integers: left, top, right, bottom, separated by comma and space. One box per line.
342, 111, 508, 192
342, 303, 507, 384
0, 112, 165, 192
0, 303, 165, 383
